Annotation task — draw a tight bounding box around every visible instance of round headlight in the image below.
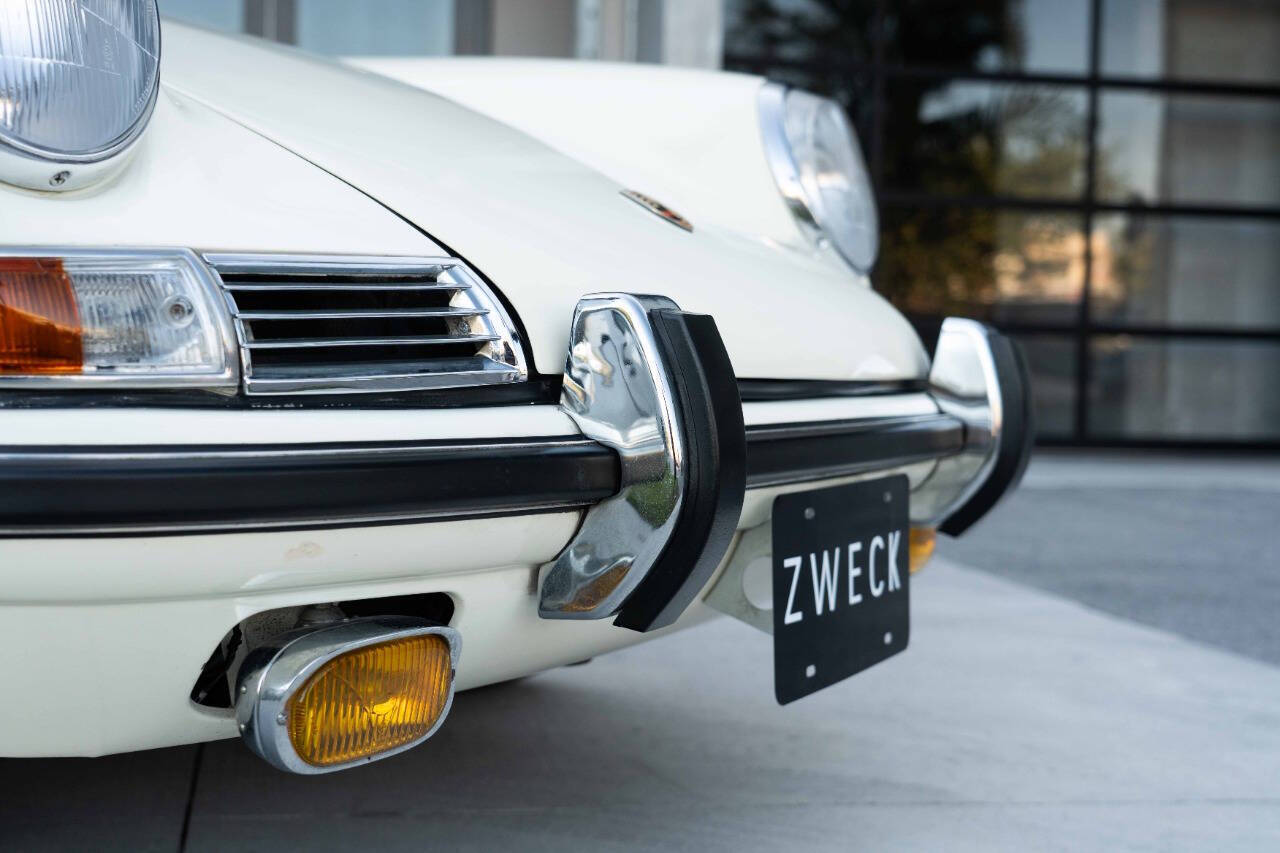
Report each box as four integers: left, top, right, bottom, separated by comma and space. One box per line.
760, 84, 878, 272
0, 0, 161, 191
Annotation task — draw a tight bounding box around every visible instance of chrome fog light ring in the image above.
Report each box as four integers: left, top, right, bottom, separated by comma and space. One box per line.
234, 616, 461, 775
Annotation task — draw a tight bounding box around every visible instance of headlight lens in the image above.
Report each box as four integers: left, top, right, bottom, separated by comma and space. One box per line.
0, 0, 161, 188
761, 84, 878, 272
0, 250, 236, 388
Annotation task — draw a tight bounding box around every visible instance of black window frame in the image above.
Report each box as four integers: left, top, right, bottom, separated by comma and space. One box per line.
726, 0, 1280, 450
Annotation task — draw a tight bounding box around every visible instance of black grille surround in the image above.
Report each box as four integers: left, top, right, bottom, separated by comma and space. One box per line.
203, 253, 528, 396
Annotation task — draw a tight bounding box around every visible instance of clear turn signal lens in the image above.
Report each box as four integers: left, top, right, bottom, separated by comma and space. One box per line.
0, 251, 235, 388
909, 527, 937, 574
287, 633, 454, 768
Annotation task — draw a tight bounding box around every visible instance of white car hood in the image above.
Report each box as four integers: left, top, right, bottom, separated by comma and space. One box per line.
161, 24, 928, 381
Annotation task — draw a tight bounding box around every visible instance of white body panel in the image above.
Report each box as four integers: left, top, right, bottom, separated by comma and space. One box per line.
0, 89, 434, 257
0, 397, 938, 757
159, 24, 928, 382
347, 58, 812, 262
0, 24, 947, 758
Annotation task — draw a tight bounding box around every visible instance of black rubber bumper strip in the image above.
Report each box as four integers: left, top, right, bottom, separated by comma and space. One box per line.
738, 377, 930, 402
745, 413, 966, 489
0, 410, 964, 537
0, 437, 619, 535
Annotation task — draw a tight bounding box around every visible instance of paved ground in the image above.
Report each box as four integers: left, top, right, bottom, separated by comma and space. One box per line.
945, 451, 1280, 666
3, 452, 1279, 851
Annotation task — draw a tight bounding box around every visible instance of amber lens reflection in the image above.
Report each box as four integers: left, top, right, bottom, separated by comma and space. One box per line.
0, 258, 82, 373
909, 527, 937, 574
287, 633, 453, 767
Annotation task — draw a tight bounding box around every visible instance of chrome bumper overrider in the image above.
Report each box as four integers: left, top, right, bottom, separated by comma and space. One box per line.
535, 299, 1031, 633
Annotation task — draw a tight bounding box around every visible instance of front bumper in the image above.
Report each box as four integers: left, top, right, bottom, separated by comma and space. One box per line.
0, 313, 1031, 758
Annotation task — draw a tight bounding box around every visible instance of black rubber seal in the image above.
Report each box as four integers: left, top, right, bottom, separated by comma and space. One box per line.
613, 308, 747, 633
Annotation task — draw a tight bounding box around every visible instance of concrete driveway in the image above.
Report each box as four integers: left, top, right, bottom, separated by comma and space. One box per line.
4, 452, 1279, 851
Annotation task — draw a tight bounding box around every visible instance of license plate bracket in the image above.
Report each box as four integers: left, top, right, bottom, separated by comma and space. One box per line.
772, 475, 910, 704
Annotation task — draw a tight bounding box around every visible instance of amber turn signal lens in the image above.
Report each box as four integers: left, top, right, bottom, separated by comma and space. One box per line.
287, 634, 453, 767
909, 527, 937, 574
0, 258, 83, 373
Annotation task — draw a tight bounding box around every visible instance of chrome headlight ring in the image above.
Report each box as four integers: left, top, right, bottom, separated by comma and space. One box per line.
759, 82, 879, 272
0, 0, 162, 192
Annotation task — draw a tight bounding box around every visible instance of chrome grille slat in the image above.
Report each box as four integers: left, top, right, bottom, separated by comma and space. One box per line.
234, 307, 487, 320
204, 253, 526, 396
203, 253, 458, 276
244, 334, 500, 349
223, 282, 470, 292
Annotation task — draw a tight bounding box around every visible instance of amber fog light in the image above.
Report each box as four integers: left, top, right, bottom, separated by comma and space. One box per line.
909, 527, 937, 574
235, 617, 460, 774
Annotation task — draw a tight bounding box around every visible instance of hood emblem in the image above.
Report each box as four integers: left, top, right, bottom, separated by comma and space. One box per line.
621, 190, 692, 232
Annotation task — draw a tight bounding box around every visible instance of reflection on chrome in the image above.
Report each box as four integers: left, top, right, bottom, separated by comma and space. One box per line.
912, 317, 1003, 525
539, 294, 686, 619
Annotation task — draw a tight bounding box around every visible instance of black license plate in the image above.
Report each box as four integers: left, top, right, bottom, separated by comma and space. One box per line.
772, 475, 910, 704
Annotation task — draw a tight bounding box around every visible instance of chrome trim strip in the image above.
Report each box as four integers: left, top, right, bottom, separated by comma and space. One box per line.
242, 363, 522, 395
538, 293, 686, 620
758, 82, 825, 243
235, 617, 460, 775
0, 503, 586, 538
0, 437, 595, 463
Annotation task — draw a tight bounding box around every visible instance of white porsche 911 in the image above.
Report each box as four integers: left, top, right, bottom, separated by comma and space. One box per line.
0, 1, 1031, 773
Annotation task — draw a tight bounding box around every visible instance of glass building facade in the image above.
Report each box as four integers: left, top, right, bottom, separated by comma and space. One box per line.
726, 0, 1280, 446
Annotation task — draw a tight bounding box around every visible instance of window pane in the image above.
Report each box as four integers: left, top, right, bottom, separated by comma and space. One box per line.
723, 0, 878, 65
159, 0, 243, 31
296, 0, 454, 56
726, 0, 1089, 73
884, 80, 1088, 198
1102, 0, 1280, 84
1089, 337, 1280, 440
878, 207, 1083, 325
1097, 92, 1280, 208
1092, 215, 1280, 329
1012, 334, 1077, 438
